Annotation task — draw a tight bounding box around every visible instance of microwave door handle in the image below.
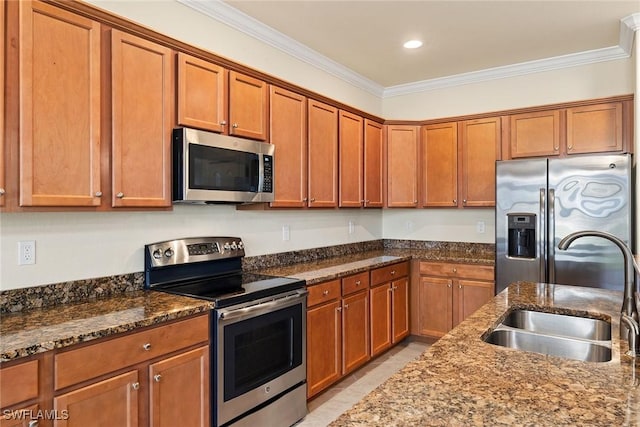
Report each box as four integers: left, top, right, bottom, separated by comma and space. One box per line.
258, 154, 265, 192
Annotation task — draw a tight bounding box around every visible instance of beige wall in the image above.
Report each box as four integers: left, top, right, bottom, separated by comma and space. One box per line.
1, 1, 635, 290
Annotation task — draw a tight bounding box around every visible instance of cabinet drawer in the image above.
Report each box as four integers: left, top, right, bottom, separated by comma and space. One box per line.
55, 314, 209, 390
420, 262, 494, 281
342, 272, 369, 296
307, 279, 340, 307
371, 262, 408, 286
0, 360, 38, 408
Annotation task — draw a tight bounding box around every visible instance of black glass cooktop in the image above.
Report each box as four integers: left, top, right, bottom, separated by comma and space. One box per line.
153, 272, 305, 308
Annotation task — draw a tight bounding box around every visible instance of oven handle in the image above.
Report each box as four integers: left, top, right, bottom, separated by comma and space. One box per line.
218, 289, 308, 322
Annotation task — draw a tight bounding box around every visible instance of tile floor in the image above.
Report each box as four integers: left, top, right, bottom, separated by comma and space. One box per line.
296, 340, 431, 427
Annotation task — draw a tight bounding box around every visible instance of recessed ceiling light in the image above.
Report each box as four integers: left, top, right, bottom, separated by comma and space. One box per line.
403, 40, 423, 49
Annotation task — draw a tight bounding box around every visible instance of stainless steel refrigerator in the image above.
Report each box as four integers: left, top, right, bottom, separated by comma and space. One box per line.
495, 154, 632, 294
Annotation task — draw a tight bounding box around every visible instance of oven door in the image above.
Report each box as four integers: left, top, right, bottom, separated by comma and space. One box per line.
215, 290, 307, 426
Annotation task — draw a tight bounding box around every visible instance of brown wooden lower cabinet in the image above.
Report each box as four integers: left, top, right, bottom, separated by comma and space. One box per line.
415, 262, 494, 339
370, 276, 409, 357
306, 295, 342, 398
0, 404, 40, 427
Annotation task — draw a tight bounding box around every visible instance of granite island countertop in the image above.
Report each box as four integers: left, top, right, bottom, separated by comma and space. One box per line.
0, 290, 212, 362
330, 281, 640, 426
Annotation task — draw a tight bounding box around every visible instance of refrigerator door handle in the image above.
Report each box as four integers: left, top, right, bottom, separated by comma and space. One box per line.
539, 188, 546, 283
548, 188, 556, 284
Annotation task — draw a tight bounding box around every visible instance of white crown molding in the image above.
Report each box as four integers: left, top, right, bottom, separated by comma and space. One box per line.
178, 2, 639, 100
176, 0, 385, 98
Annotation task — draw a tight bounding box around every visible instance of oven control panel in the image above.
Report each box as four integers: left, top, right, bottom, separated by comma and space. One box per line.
145, 237, 245, 268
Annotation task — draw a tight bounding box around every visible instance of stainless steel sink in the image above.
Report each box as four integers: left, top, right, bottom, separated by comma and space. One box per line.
502, 309, 611, 341
483, 309, 612, 363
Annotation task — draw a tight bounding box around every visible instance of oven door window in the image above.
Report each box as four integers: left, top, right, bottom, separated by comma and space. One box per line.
189, 143, 259, 192
223, 304, 303, 401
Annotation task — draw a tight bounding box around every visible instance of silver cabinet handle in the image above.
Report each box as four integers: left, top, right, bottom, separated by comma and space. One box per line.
459, 284, 462, 289
322, 290, 329, 296
355, 280, 361, 286
116, 192, 124, 198
336, 307, 342, 312
154, 374, 162, 382
142, 343, 151, 351
232, 123, 239, 128
390, 270, 396, 276
463, 199, 467, 204
453, 199, 457, 204
302, 197, 308, 202
310, 198, 316, 202
344, 304, 349, 309
220, 120, 227, 126
447, 283, 452, 288
132, 382, 140, 390
28, 421, 39, 427
0, 188, 5, 196
95, 191, 102, 197
452, 268, 457, 273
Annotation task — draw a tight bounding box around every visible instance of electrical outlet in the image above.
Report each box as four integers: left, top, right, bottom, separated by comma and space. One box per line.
18, 241, 36, 265
282, 225, 290, 241
476, 221, 486, 234
348, 220, 355, 235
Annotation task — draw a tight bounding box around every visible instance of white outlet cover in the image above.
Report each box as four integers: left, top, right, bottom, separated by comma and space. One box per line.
18, 240, 36, 265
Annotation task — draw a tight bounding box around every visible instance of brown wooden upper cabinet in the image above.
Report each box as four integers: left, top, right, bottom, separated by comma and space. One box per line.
177, 52, 228, 133
421, 122, 458, 207
386, 125, 419, 207
269, 86, 308, 208
111, 30, 174, 208
18, 0, 102, 207
177, 54, 268, 141
507, 101, 625, 159
338, 110, 364, 207
308, 100, 338, 208
509, 110, 561, 158
363, 120, 384, 208
459, 117, 500, 207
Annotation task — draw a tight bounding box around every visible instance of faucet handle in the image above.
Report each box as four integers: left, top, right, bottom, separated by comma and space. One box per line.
621, 314, 639, 358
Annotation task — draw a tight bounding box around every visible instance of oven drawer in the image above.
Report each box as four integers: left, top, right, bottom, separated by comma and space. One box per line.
307, 279, 340, 307
55, 314, 209, 390
371, 261, 409, 286
342, 271, 369, 296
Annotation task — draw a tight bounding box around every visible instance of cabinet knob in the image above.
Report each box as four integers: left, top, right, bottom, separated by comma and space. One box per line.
132, 382, 140, 390
392, 285, 398, 290
220, 120, 227, 126
336, 307, 342, 312
0, 188, 5, 196
452, 268, 457, 273
459, 284, 462, 289
322, 290, 329, 296
142, 343, 151, 351
355, 280, 361, 286
453, 199, 457, 204
390, 270, 396, 276
567, 144, 573, 151
310, 198, 316, 202
28, 421, 39, 427
462, 199, 467, 204
116, 192, 124, 198
302, 197, 308, 202
232, 123, 239, 128
95, 191, 102, 197
414, 200, 418, 204
344, 304, 349, 309
554, 146, 560, 151
447, 283, 452, 288
154, 374, 162, 382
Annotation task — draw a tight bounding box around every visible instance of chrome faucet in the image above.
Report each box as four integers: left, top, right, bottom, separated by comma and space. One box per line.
558, 230, 639, 357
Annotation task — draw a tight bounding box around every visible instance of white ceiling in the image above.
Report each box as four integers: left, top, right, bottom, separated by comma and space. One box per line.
181, 0, 640, 97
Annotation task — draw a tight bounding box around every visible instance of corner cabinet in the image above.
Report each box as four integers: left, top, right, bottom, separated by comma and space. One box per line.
386, 126, 419, 207
415, 262, 494, 338
18, 0, 102, 207
111, 30, 174, 208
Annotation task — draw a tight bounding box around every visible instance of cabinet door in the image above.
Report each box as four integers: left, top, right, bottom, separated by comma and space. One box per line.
0, 0, 5, 207
54, 370, 139, 427
422, 122, 457, 207
149, 346, 209, 427
306, 300, 341, 398
0, 404, 39, 427
391, 277, 409, 343
269, 86, 307, 207
386, 125, 419, 207
369, 284, 392, 357
19, 1, 101, 207
459, 117, 500, 207
228, 71, 268, 141
509, 110, 560, 158
363, 119, 384, 208
0, 359, 38, 410
111, 30, 173, 208
177, 53, 227, 133
566, 102, 622, 154
342, 291, 370, 375
419, 276, 452, 338
307, 100, 338, 207
338, 111, 363, 207
453, 280, 493, 327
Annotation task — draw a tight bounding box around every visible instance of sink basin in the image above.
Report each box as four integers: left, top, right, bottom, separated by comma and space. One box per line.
483, 309, 612, 363
484, 328, 612, 362
502, 309, 611, 341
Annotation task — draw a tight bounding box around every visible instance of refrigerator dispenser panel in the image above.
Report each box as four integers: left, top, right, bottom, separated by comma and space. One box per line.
507, 214, 536, 259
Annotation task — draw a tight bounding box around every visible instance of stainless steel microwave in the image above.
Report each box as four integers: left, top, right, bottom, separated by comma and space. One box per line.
172, 128, 274, 203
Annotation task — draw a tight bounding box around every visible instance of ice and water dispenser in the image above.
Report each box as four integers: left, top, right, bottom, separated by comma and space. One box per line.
507, 214, 536, 259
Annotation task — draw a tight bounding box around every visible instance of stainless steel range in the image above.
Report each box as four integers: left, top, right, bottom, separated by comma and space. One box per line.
144, 237, 308, 427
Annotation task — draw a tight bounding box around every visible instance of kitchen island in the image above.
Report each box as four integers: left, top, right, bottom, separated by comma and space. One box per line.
331, 282, 640, 426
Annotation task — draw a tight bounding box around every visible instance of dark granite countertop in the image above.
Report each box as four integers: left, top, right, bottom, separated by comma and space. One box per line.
257, 249, 493, 285
331, 281, 640, 426
0, 291, 212, 362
